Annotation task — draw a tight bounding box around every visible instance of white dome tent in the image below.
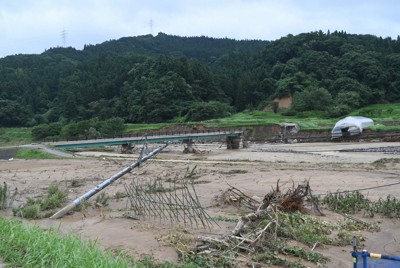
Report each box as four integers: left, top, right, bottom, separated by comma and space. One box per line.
331, 116, 374, 139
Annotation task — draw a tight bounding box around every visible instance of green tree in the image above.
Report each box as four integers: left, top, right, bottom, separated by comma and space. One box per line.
100, 117, 125, 135
300, 51, 334, 80
0, 99, 29, 127
274, 77, 302, 98
293, 86, 332, 112
329, 77, 373, 105
31, 123, 62, 140
185, 101, 235, 121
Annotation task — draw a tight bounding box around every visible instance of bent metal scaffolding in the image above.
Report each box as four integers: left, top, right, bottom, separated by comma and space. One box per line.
124, 167, 217, 230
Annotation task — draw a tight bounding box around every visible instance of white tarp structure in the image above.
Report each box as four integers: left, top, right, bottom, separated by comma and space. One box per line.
331, 116, 374, 139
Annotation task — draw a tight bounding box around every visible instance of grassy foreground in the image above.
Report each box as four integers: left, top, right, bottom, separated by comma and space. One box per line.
0, 217, 135, 267
0, 217, 196, 268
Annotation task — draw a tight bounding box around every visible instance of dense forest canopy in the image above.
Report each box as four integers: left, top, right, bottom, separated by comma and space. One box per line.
1, 31, 399, 131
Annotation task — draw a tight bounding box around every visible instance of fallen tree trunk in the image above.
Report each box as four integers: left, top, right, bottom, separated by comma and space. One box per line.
50, 143, 168, 219
232, 205, 275, 236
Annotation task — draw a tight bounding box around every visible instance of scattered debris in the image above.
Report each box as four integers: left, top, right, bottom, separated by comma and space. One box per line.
280, 123, 300, 143
230, 179, 314, 237
222, 185, 260, 211
188, 180, 360, 267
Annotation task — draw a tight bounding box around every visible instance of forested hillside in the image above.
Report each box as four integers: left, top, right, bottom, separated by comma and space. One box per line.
1, 31, 399, 130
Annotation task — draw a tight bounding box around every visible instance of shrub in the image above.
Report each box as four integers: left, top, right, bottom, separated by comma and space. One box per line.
100, 117, 125, 135
13, 183, 67, 219
31, 122, 62, 140
0, 182, 17, 209
281, 109, 297, 116
15, 203, 41, 219
185, 101, 235, 121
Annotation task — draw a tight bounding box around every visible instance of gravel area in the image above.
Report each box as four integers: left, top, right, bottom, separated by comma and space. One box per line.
341, 146, 400, 154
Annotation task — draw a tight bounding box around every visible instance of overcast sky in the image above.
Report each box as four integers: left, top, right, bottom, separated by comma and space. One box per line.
1, 0, 399, 58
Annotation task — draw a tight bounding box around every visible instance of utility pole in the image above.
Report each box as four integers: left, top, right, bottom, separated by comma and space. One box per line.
50, 143, 168, 219
61, 29, 67, 47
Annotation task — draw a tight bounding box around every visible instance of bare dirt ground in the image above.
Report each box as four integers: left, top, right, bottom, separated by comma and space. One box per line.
1, 141, 400, 267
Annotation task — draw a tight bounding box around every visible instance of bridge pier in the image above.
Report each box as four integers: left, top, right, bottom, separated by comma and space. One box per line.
121, 143, 133, 154
226, 136, 241, 149
183, 139, 194, 153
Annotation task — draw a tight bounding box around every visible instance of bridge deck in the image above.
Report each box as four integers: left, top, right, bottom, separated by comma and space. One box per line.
49, 132, 241, 149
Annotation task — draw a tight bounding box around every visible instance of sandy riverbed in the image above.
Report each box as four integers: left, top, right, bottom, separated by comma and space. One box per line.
1, 141, 400, 267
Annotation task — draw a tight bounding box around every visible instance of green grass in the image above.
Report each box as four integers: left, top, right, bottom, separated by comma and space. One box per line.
350, 103, 400, 130
0, 128, 32, 145
0, 217, 203, 268
204, 103, 400, 131
124, 123, 168, 132
0, 217, 136, 267
13, 183, 67, 219
320, 191, 400, 218
351, 103, 400, 118
204, 111, 337, 130
14, 148, 63, 159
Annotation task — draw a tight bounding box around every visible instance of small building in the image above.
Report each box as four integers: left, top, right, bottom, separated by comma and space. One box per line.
331, 116, 374, 139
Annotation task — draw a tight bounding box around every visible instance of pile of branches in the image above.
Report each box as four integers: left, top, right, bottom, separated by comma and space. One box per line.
233, 179, 314, 237
194, 179, 321, 255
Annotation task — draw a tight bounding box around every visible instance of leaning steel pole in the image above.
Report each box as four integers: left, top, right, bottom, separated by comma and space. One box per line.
50, 143, 168, 219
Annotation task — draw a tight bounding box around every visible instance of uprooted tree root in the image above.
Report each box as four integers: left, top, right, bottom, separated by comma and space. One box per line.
224, 179, 323, 237
186, 180, 376, 267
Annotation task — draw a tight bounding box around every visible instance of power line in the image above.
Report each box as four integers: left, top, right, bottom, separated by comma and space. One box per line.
316, 181, 400, 196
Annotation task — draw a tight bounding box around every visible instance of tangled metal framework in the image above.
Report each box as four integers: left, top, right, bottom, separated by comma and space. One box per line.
124, 168, 217, 229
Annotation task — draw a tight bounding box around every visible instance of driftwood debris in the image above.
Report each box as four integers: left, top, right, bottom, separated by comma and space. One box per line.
223, 185, 260, 211
194, 180, 319, 255
231, 179, 321, 237
263, 179, 310, 211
